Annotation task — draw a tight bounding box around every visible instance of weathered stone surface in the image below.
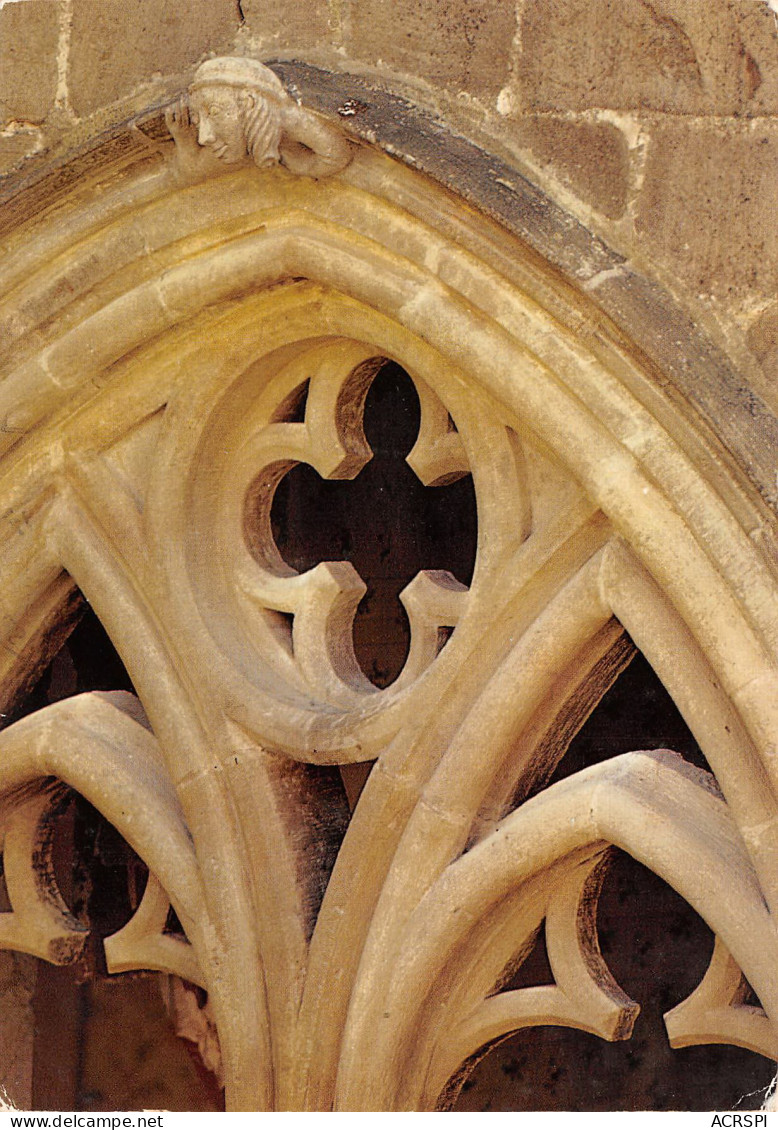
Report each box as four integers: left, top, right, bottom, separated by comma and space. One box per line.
0, 129, 44, 177
69, 0, 242, 116
516, 0, 778, 114
347, 0, 516, 98
636, 124, 778, 302
748, 304, 778, 383
0, 952, 35, 1109
506, 117, 629, 218
271, 61, 620, 282
0, 1, 58, 123
78, 976, 223, 1111
240, 0, 333, 50
1, 0, 778, 1104
171, 57, 352, 180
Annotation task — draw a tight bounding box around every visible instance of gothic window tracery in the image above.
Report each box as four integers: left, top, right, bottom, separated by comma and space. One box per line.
0, 59, 777, 1112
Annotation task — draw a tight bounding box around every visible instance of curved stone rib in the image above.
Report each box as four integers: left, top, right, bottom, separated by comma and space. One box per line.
336, 750, 778, 1110
290, 561, 371, 700
468, 621, 633, 843
209, 326, 519, 711
665, 936, 778, 1060
234, 340, 381, 577
545, 850, 639, 1039
338, 551, 613, 1087
55, 424, 312, 1111
5, 198, 770, 777
301, 345, 381, 480
0, 692, 205, 941
105, 871, 205, 988
229, 342, 386, 703
600, 540, 778, 917
0, 568, 77, 723
406, 378, 469, 487
1, 147, 777, 1115
424, 852, 639, 1106
1, 165, 775, 688
297, 508, 609, 1107
0, 788, 88, 964
3, 204, 773, 753
397, 570, 468, 688
437, 986, 587, 1106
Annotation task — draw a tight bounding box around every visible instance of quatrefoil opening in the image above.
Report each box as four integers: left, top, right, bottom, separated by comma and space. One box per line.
239, 349, 478, 696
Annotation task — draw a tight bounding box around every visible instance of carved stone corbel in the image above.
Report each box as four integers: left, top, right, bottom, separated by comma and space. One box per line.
166, 56, 352, 181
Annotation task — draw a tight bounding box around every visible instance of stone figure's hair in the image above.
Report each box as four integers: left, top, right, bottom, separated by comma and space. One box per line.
241, 92, 283, 168
189, 55, 351, 178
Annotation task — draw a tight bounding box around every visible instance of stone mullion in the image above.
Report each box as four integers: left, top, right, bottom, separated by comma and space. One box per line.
335, 547, 613, 1104
600, 541, 778, 917
46, 487, 277, 1110
296, 508, 607, 1107
339, 753, 778, 1109
118, 384, 322, 1107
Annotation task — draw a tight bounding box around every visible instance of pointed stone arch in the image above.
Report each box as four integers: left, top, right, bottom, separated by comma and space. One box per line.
0, 73, 777, 1110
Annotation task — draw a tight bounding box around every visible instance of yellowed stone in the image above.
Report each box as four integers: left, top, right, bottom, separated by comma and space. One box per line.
0, 50, 775, 1115
636, 123, 778, 301
0, 1, 58, 123
347, 0, 516, 98
68, 0, 241, 116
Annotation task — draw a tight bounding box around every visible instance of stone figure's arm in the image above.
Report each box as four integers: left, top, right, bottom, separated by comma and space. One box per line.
279, 103, 353, 178
164, 98, 224, 183
159, 59, 353, 182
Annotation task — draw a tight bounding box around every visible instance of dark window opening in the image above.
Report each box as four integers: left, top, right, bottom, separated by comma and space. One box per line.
270, 361, 478, 687
1, 598, 224, 1112
549, 645, 715, 785
452, 650, 774, 1111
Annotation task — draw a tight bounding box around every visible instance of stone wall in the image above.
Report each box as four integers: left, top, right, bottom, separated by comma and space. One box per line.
1, 0, 777, 1112
0, 0, 776, 403
0, 953, 35, 1109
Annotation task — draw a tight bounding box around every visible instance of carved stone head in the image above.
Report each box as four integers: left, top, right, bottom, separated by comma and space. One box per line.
188, 56, 286, 168
177, 55, 352, 179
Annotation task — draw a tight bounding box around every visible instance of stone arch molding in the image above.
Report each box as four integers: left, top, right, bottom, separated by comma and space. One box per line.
0, 58, 777, 1111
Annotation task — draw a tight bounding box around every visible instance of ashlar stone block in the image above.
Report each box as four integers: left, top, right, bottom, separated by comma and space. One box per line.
347, 0, 516, 100
636, 124, 778, 304
506, 117, 630, 219
516, 0, 778, 115
0, 1, 59, 123
748, 304, 778, 384
69, 0, 242, 116
240, 0, 333, 50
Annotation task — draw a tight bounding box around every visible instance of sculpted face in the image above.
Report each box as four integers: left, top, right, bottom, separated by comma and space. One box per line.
183, 56, 351, 178
190, 85, 247, 163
